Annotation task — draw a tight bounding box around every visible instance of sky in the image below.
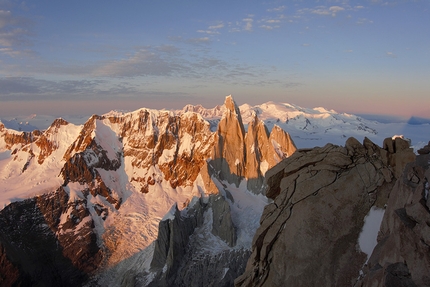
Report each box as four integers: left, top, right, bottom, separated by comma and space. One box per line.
0, 0, 429, 118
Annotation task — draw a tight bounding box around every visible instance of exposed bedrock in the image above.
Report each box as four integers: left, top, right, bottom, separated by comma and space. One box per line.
235, 137, 416, 287
147, 194, 238, 287
357, 141, 430, 287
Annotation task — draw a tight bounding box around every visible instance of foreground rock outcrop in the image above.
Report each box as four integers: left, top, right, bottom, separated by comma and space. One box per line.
357, 141, 430, 286
236, 137, 417, 287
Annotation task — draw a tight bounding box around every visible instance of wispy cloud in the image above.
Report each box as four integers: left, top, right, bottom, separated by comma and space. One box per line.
186, 37, 211, 44
267, 6, 286, 13
386, 51, 397, 58
208, 23, 224, 30
0, 77, 111, 100
242, 17, 253, 31
298, 4, 348, 17
356, 18, 374, 24
197, 29, 219, 35
92, 49, 183, 77
169, 35, 212, 46
260, 25, 275, 30
197, 22, 224, 35
155, 45, 180, 54
0, 8, 34, 58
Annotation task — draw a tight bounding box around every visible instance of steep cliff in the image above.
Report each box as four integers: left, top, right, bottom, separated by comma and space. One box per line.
0, 96, 296, 286
236, 137, 416, 287
357, 141, 430, 286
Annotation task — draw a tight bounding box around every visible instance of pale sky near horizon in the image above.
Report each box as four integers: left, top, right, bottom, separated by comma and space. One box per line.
0, 0, 429, 118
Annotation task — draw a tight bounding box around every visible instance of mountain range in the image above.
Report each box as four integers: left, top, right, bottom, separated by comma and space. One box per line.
0, 96, 429, 286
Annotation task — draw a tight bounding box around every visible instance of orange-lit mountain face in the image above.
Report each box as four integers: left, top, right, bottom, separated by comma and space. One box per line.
0, 96, 296, 286
1, 96, 429, 287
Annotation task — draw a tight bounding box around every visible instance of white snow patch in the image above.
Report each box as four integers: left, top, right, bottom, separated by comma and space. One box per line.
259, 160, 269, 175
358, 206, 385, 261
159, 146, 176, 164
391, 134, 404, 140
94, 120, 122, 160
216, 180, 269, 248
0, 121, 81, 210
221, 267, 229, 279
66, 183, 87, 201
162, 204, 177, 221
178, 132, 193, 155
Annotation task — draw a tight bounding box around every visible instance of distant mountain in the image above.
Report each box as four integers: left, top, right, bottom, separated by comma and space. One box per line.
0, 96, 429, 286
2, 100, 428, 149
179, 101, 429, 150
407, 116, 430, 125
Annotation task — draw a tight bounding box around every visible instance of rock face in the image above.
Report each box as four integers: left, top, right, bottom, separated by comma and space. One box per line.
0, 122, 41, 150
0, 190, 90, 286
212, 96, 297, 193
357, 141, 430, 286
146, 194, 239, 287
0, 96, 296, 286
235, 137, 416, 287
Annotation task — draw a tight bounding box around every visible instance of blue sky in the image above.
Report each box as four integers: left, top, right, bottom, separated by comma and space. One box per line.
0, 0, 429, 117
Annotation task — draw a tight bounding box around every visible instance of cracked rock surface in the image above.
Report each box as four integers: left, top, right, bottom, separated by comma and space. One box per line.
235, 137, 416, 287
356, 141, 430, 287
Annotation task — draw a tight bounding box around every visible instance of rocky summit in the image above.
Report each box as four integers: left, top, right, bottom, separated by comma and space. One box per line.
235, 137, 427, 287
0, 96, 296, 286
0, 94, 428, 286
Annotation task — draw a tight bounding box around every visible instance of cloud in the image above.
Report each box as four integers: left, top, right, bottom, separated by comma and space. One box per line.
242, 17, 253, 31
0, 47, 34, 57
260, 25, 274, 30
208, 23, 224, 30
266, 19, 281, 24
197, 29, 219, 35
0, 77, 112, 100
169, 35, 211, 45
386, 51, 397, 58
310, 6, 331, 16
356, 18, 374, 24
299, 5, 346, 17
267, 6, 286, 12
186, 37, 211, 44
329, 6, 345, 16
0, 8, 34, 57
197, 22, 224, 35
0, 9, 12, 29
92, 49, 183, 77
0, 77, 41, 94
155, 45, 180, 54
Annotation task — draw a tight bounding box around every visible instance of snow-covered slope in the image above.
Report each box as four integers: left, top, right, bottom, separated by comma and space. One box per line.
0, 96, 428, 286
179, 100, 429, 151
3, 98, 428, 150
0, 119, 82, 208
0, 96, 297, 286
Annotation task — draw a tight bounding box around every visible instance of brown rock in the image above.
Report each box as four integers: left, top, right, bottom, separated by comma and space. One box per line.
359, 152, 430, 287
236, 137, 416, 287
